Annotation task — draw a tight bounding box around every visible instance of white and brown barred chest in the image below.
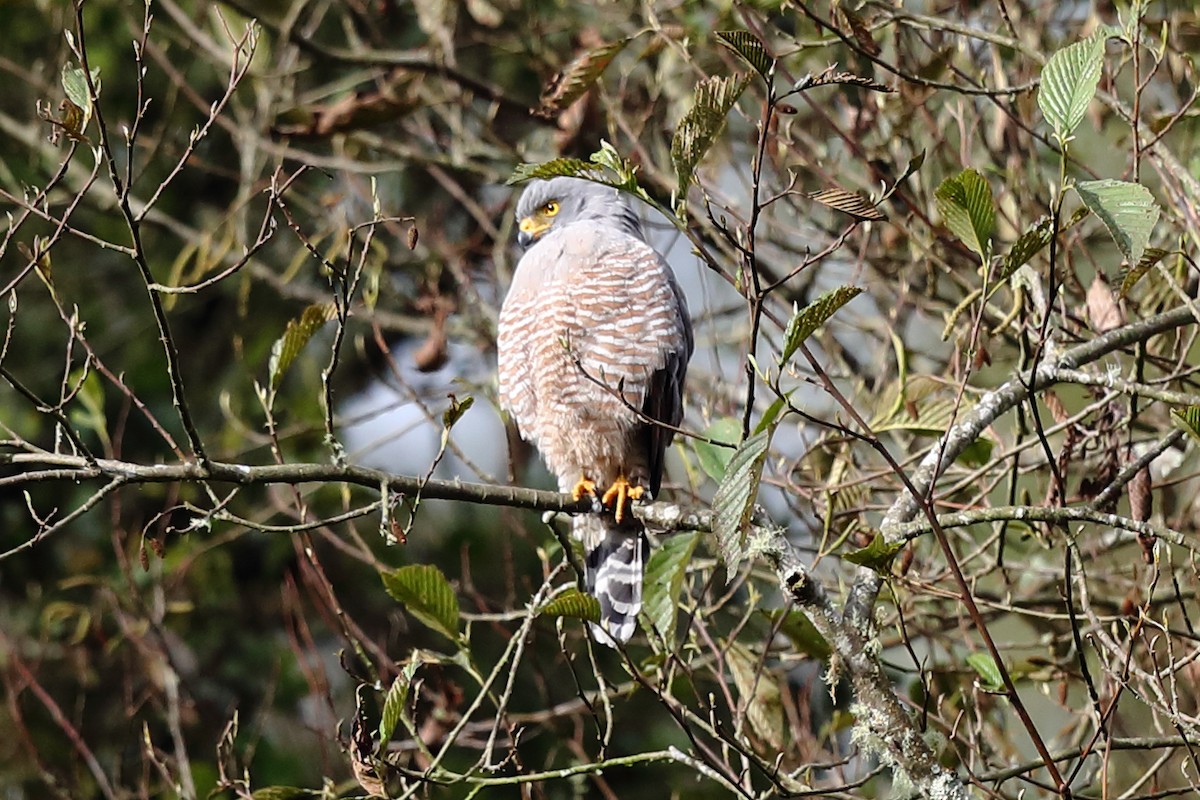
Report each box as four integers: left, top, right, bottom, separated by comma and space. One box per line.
497, 225, 683, 487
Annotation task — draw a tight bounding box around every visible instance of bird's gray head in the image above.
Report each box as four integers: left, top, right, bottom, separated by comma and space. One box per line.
514, 176, 644, 248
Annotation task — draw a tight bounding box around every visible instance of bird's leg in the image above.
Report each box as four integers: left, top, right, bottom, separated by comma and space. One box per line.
571, 476, 598, 503
600, 475, 644, 524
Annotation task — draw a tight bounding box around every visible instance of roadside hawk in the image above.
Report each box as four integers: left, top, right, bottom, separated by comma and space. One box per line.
497, 176, 693, 644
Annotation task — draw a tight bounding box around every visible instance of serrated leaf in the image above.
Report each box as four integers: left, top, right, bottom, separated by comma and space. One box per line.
588, 140, 644, 194
716, 30, 773, 83
935, 169, 995, 261
779, 285, 863, 368
727, 643, 785, 749
536, 38, 630, 117
966, 651, 1004, 691
808, 188, 886, 221
1075, 179, 1160, 266
268, 303, 336, 391
671, 75, 749, 204
712, 429, 771, 574
1038, 32, 1106, 142
768, 609, 830, 661
694, 417, 742, 481
378, 660, 418, 751
642, 532, 699, 648
540, 587, 601, 622
843, 532, 904, 572
998, 216, 1054, 281
382, 564, 461, 642
1172, 406, 1200, 445
1119, 246, 1169, 298
507, 158, 601, 185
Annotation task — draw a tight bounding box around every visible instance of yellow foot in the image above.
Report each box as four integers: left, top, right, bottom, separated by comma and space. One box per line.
571, 477, 597, 503
600, 476, 645, 524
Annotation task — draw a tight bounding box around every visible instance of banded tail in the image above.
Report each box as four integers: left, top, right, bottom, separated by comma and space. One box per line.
574, 514, 648, 646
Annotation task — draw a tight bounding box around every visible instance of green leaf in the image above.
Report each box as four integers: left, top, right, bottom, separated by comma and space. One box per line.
268, 303, 336, 392
251, 789, 319, 800
507, 158, 601, 185
1172, 406, 1200, 446
381, 564, 461, 642
536, 38, 630, 117
727, 643, 785, 749
1119, 246, 1169, 298
716, 30, 773, 84
843, 532, 904, 573
441, 395, 473, 429
998, 216, 1054, 282
997, 207, 1088, 283
768, 609, 831, 661
958, 438, 994, 468
935, 169, 995, 261
587, 140, 645, 195
61, 64, 100, 133
1038, 32, 1106, 142
693, 417, 741, 481
779, 286, 863, 368
642, 532, 699, 648
1075, 179, 1161, 266
671, 74, 749, 206
754, 395, 789, 436
711, 428, 772, 574
966, 651, 1004, 692
540, 587, 601, 622
378, 660, 419, 751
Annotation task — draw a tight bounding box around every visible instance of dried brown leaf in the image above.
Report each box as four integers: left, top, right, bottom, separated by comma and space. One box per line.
1043, 390, 1070, 425
809, 69, 892, 93
1129, 466, 1152, 522
351, 691, 386, 797
536, 38, 629, 118
1085, 274, 1124, 333
808, 187, 886, 221
838, 6, 881, 55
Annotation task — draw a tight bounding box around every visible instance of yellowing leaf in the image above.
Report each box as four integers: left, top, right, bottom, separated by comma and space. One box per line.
268, 304, 336, 392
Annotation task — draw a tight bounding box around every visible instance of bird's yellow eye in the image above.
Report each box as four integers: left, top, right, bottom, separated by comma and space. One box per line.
542, 201, 560, 216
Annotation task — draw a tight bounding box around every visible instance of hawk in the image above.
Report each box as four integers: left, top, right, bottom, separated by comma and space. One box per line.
497, 176, 693, 644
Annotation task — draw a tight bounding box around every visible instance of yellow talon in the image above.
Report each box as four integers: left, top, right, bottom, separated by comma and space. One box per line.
571, 477, 597, 502
600, 476, 644, 524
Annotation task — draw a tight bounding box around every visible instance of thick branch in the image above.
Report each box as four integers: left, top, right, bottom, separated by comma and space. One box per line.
1, 452, 588, 513
846, 304, 1198, 625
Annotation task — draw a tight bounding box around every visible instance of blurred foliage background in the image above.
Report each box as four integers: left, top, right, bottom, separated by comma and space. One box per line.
3, 0, 1200, 798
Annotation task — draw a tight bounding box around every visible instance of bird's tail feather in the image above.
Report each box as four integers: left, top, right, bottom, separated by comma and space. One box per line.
574, 515, 647, 646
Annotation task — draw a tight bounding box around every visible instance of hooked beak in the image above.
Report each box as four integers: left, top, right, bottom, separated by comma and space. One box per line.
517, 216, 550, 248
